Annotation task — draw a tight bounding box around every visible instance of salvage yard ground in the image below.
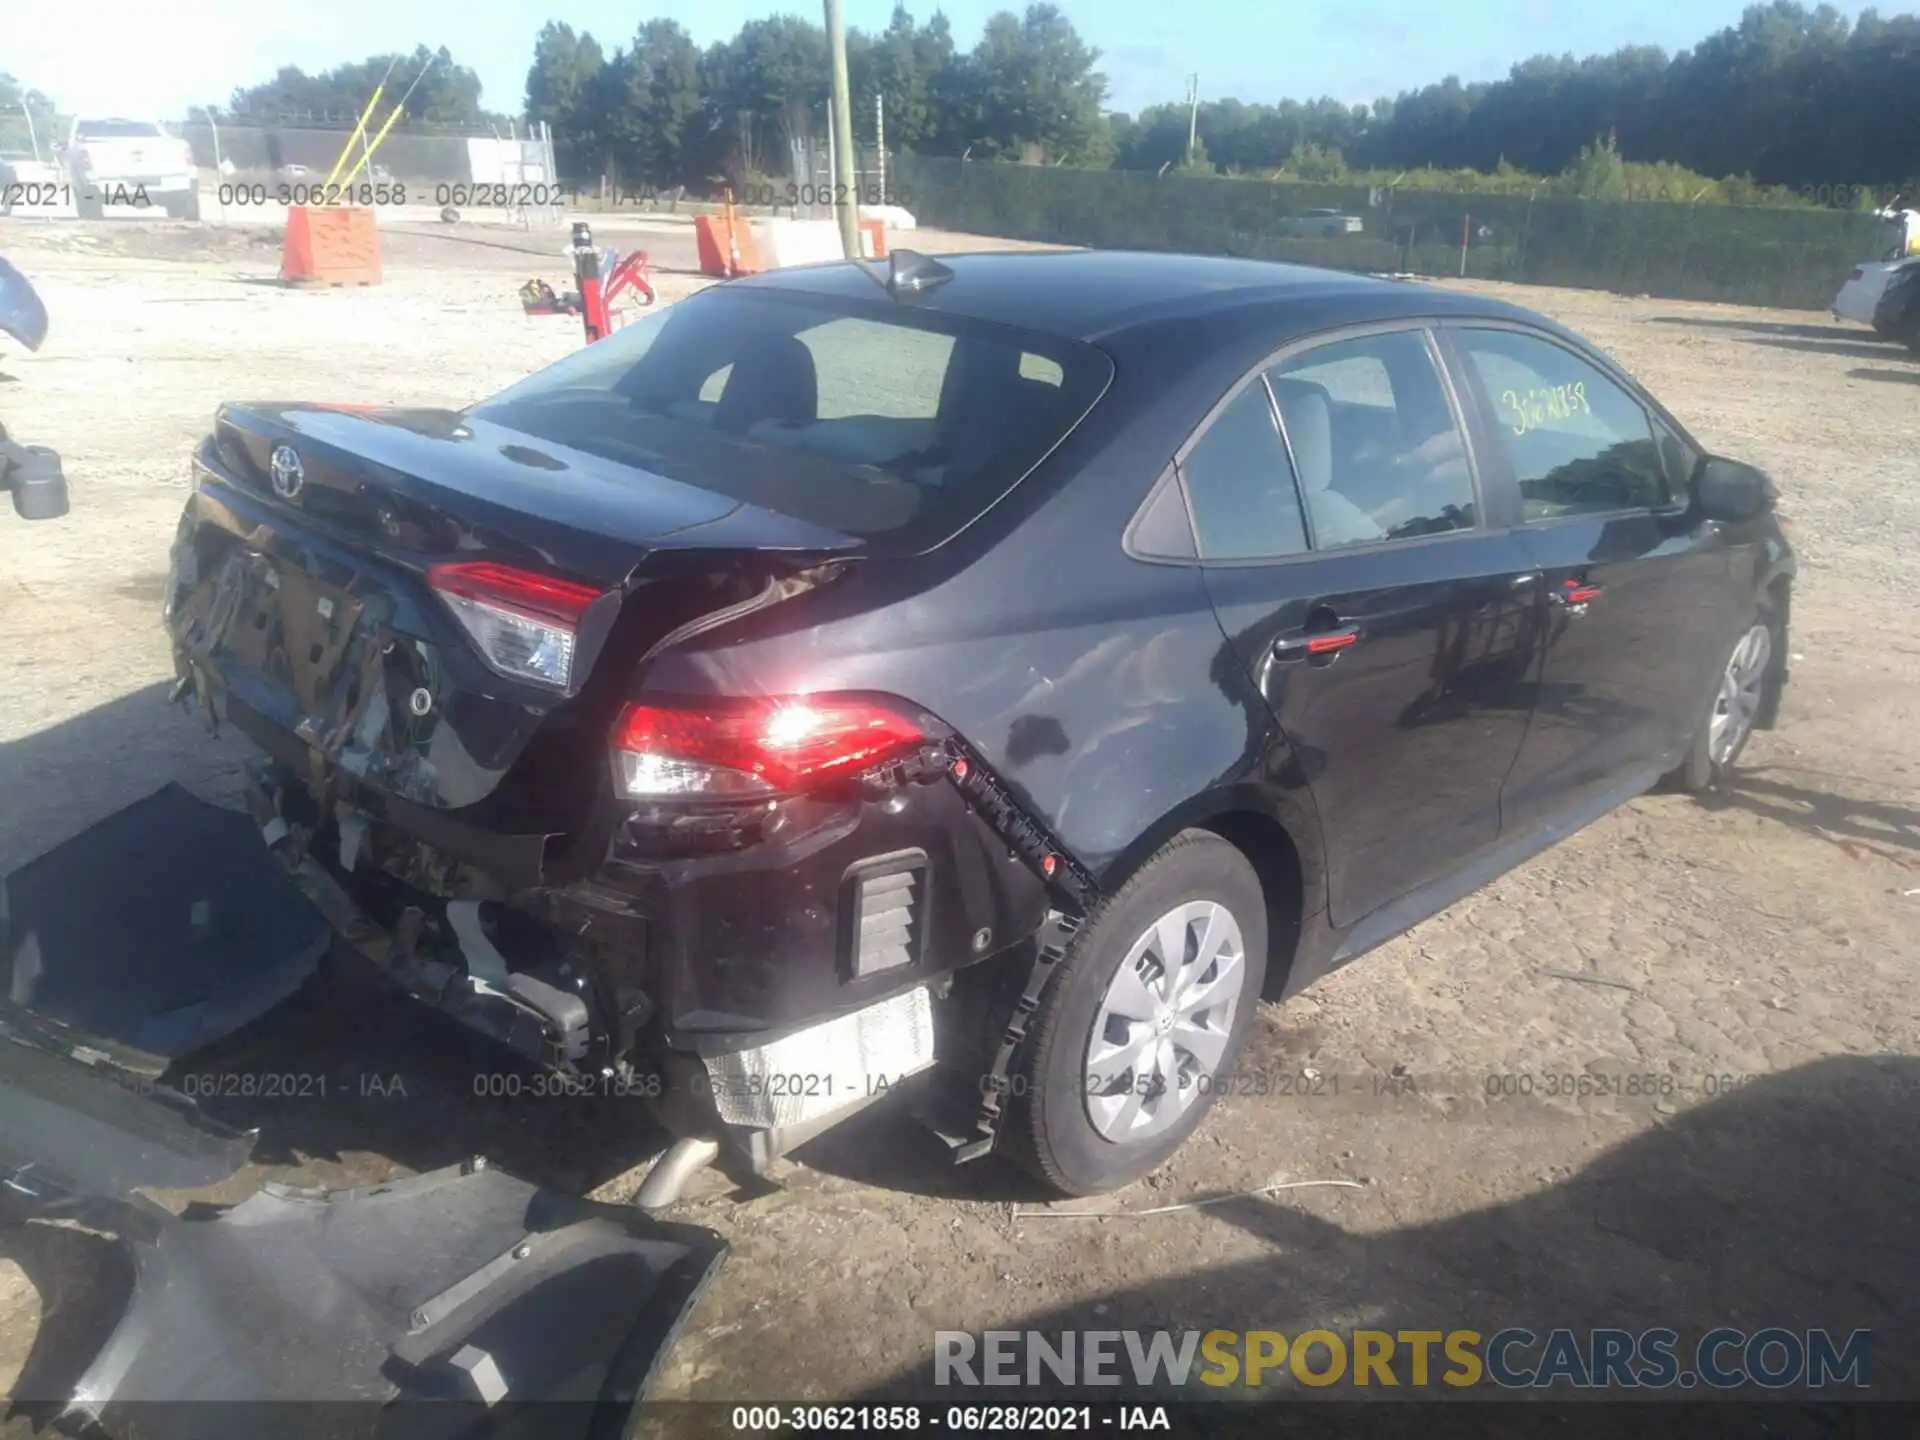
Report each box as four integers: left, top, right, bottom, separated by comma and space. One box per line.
2, 213, 1919, 1405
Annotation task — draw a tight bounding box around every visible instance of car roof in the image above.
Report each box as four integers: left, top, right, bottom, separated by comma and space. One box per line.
729, 248, 1554, 344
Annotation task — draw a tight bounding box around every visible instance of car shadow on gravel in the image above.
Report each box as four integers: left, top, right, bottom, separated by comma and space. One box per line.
1646, 316, 1866, 342
1751, 336, 1913, 364
839, 1055, 1920, 1407
167, 949, 677, 1197
0, 682, 249, 876
1850, 367, 1920, 385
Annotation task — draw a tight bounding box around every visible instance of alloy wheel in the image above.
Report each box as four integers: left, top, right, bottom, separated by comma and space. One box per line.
1708, 622, 1772, 767
1082, 900, 1247, 1144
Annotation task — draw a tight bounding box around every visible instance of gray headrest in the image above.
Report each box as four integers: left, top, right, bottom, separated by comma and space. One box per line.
1268, 377, 1334, 495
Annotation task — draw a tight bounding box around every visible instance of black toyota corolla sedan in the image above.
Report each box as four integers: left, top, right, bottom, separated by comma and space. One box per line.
165, 249, 1794, 1197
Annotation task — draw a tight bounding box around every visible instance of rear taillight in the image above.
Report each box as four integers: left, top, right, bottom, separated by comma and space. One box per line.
72, 147, 93, 173
612, 696, 926, 798
180, 142, 196, 171
427, 560, 604, 690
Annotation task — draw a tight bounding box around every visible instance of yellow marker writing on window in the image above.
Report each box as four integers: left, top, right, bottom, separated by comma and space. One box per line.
1502, 382, 1591, 435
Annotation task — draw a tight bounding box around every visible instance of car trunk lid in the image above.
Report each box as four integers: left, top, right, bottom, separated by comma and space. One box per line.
167, 404, 862, 866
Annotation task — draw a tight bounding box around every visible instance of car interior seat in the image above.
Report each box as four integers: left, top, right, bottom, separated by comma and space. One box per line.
1269, 376, 1383, 547
713, 335, 819, 436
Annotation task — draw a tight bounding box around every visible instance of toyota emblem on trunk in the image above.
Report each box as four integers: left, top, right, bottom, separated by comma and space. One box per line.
268, 445, 305, 500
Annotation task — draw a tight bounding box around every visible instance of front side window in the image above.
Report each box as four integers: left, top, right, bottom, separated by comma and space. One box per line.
1266, 330, 1477, 549
1454, 329, 1671, 519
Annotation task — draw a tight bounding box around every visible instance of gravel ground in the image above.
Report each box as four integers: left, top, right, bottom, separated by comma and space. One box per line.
1, 217, 1917, 1409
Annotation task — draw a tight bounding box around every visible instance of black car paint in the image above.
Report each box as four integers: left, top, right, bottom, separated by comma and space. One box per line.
1873, 261, 1920, 342
165, 252, 1792, 1078
0, 254, 50, 352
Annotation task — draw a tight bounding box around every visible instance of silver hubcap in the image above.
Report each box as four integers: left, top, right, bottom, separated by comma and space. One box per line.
1709, 622, 1772, 766
1083, 900, 1247, 1144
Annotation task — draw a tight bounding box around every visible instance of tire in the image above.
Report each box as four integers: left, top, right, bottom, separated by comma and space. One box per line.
76, 188, 103, 221
1669, 607, 1779, 793
1004, 830, 1269, 1196
168, 190, 201, 221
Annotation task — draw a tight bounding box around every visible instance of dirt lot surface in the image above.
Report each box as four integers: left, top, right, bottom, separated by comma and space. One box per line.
2, 214, 1918, 1409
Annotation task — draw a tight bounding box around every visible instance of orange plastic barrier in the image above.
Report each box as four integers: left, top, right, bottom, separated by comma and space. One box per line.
280, 205, 382, 287
694, 212, 761, 277
858, 218, 888, 259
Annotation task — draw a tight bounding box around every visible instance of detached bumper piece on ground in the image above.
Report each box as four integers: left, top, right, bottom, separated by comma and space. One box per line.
0, 786, 727, 1439
1, 784, 332, 1062
60, 1160, 726, 1440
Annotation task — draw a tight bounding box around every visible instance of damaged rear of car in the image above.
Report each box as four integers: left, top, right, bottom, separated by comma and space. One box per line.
164, 277, 1114, 1193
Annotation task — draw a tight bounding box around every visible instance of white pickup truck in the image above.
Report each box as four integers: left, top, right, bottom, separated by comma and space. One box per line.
64, 117, 200, 220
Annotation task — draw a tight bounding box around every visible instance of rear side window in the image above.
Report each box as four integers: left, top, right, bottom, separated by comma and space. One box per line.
470, 287, 1111, 555
1267, 330, 1477, 548
1179, 384, 1310, 561
1454, 329, 1671, 518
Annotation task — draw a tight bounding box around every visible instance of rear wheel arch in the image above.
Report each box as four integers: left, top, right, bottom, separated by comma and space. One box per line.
1095, 793, 1314, 999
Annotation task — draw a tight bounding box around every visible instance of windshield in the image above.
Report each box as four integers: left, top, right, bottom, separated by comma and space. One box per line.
470, 284, 1112, 554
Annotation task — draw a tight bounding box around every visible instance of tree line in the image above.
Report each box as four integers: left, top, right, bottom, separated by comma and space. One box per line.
7, 1, 1915, 201
523, 0, 1916, 201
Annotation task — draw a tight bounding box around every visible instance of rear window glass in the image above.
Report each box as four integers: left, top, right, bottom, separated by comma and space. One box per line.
74, 120, 166, 139
471, 286, 1111, 554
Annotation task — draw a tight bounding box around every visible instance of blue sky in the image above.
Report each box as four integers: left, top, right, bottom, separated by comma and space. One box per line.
5, 0, 1887, 121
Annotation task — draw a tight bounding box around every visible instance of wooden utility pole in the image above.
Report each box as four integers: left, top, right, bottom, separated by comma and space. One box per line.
824, 0, 861, 257
1185, 74, 1200, 166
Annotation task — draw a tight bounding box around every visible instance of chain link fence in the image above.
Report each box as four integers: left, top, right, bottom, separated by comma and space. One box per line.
895, 156, 1893, 311
173, 121, 564, 224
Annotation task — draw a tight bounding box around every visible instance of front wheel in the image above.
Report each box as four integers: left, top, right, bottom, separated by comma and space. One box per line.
1004, 831, 1269, 1196
1670, 612, 1777, 792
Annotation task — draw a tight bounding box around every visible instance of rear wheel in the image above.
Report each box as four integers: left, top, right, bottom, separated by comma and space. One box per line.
167, 190, 201, 221
1670, 612, 1776, 793
1005, 831, 1268, 1196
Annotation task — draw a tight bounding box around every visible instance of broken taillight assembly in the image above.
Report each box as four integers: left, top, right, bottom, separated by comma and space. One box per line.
428, 560, 605, 690
612, 696, 927, 798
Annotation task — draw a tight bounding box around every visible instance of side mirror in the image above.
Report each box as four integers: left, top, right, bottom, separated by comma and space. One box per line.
1691, 455, 1774, 524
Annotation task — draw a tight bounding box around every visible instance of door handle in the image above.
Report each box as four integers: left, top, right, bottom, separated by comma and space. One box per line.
1273, 623, 1362, 662
1549, 577, 1603, 607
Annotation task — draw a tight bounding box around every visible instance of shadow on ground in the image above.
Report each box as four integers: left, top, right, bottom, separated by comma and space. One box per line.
172, 950, 674, 1196
0, 682, 247, 875
1752, 336, 1913, 364
1699, 765, 1920, 862
1850, 366, 1920, 385
1644, 315, 1917, 366
840, 1056, 1920, 1408
1647, 316, 1860, 342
